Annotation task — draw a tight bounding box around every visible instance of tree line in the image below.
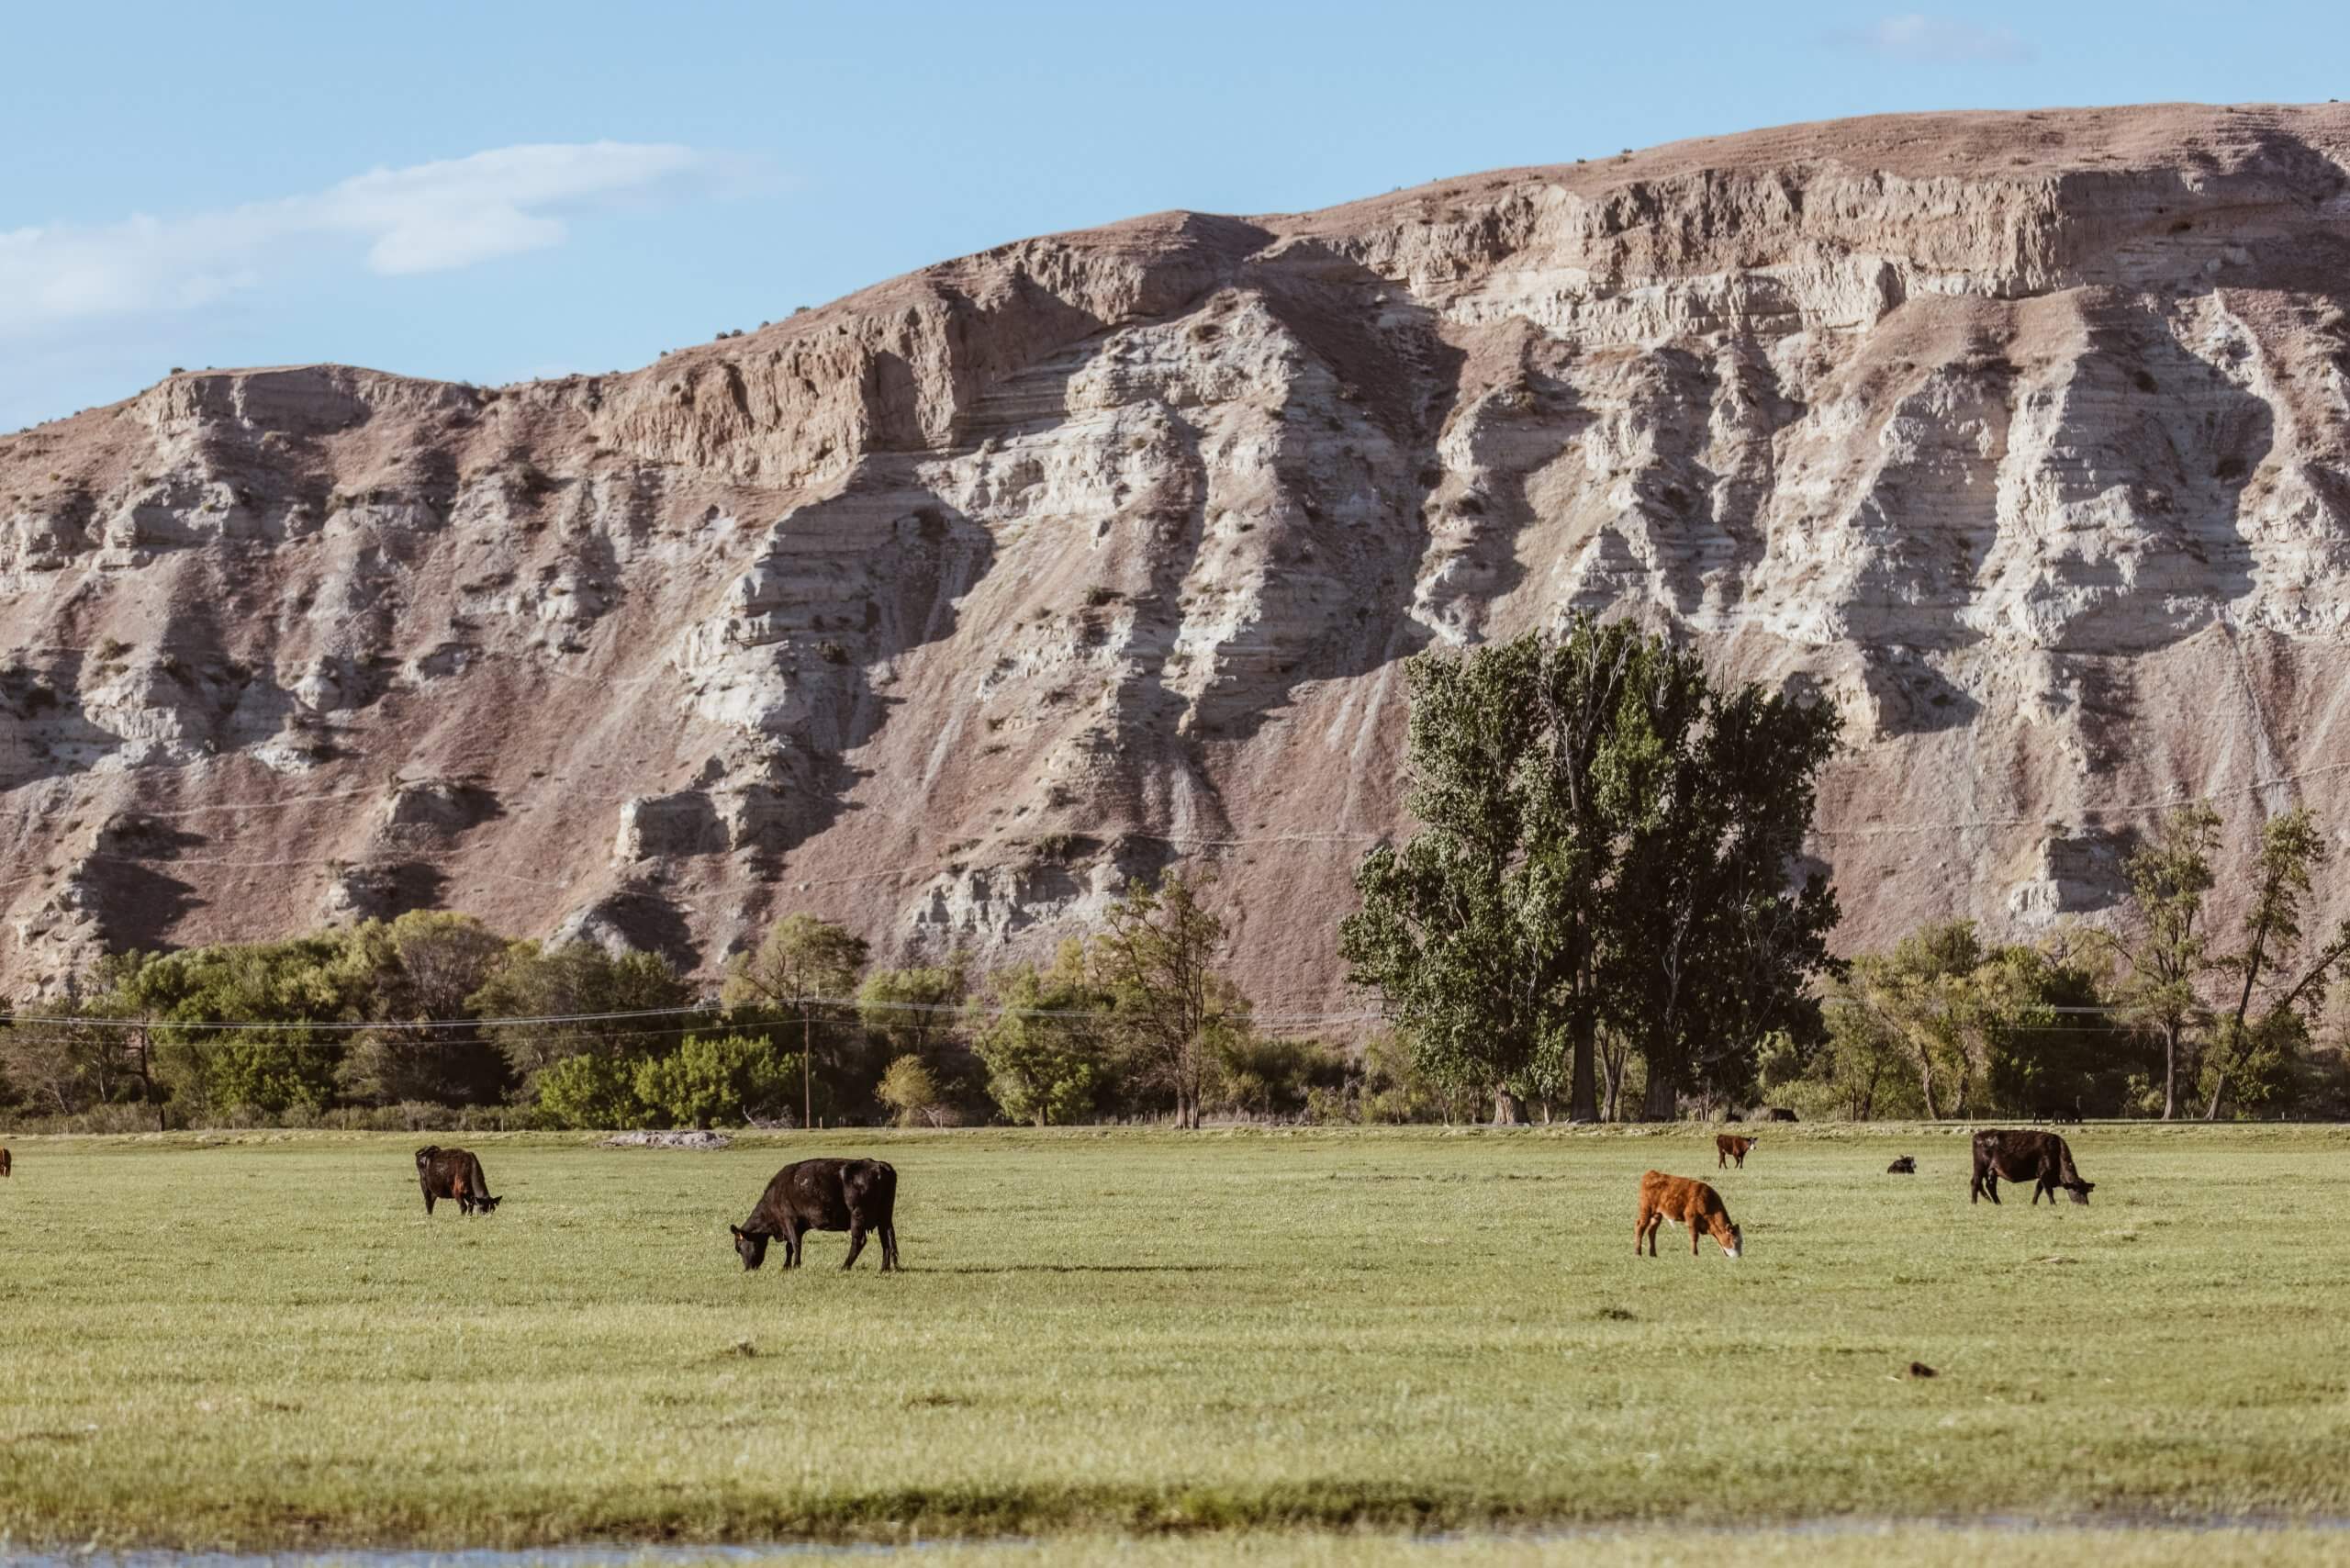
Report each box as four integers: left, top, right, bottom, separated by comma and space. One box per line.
1339, 616, 2350, 1124
7, 616, 2349, 1129
0, 876, 1393, 1133
1772, 802, 2350, 1122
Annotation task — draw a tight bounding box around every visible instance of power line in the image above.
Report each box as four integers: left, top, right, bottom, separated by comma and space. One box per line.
1, 994, 1383, 1033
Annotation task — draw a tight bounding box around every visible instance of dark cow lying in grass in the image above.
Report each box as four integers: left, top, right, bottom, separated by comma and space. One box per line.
415, 1146, 500, 1215
1970, 1129, 2094, 1206
732, 1158, 899, 1272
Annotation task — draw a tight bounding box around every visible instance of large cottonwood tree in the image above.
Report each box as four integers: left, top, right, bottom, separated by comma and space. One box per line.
1341, 616, 1841, 1121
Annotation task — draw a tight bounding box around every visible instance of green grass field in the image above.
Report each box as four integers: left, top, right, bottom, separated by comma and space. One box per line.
3, 1126, 2349, 1563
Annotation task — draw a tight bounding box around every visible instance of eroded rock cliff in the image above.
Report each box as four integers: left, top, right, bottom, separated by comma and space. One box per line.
6, 104, 2349, 1013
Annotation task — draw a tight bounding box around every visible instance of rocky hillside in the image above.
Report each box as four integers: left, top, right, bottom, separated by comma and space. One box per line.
6, 103, 2350, 1014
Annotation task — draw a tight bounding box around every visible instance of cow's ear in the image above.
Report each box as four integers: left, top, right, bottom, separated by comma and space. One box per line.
730, 1224, 743, 1238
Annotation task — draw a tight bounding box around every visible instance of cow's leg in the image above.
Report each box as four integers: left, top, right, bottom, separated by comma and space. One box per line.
1718, 1149, 1727, 1169
1983, 1174, 2000, 1205
1689, 1218, 1703, 1256
879, 1223, 898, 1272
1736, 1151, 1746, 1169
782, 1220, 802, 1269
423, 1191, 436, 1215
842, 1221, 869, 1271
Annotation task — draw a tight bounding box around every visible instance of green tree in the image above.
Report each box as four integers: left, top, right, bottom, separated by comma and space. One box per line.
857, 961, 968, 1061
537, 1051, 655, 1129
338, 913, 516, 1106
723, 913, 868, 1128
114, 932, 385, 1119
1841, 922, 2126, 1119
0, 973, 129, 1119
1342, 618, 1841, 1123
1211, 1034, 1343, 1120
468, 942, 691, 1092
2203, 808, 2350, 1117
1600, 666, 1842, 1118
1841, 922, 1992, 1119
634, 1033, 794, 1127
2102, 803, 2221, 1119
968, 940, 1106, 1126
1760, 1013, 1919, 1123
876, 1055, 946, 1127
1340, 633, 1562, 1121
1091, 871, 1247, 1128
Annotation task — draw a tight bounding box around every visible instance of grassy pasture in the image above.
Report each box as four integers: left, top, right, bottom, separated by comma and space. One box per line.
2, 1126, 2348, 1559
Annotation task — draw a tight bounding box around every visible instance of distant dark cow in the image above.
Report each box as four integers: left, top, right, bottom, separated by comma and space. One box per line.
732, 1158, 899, 1272
1760, 1107, 1799, 1123
1716, 1134, 1755, 1170
1970, 1129, 2094, 1206
1886, 1156, 1916, 1174
415, 1146, 500, 1215
0, 1146, 11, 1178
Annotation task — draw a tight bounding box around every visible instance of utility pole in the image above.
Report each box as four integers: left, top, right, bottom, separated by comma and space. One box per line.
802, 1002, 812, 1129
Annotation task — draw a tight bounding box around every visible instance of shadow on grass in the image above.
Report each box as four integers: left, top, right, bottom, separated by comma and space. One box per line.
923, 1264, 1238, 1275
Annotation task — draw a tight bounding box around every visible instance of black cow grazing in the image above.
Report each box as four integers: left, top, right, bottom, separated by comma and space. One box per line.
1886, 1156, 1916, 1174
1, 1146, 11, 1178
415, 1146, 501, 1215
733, 1158, 898, 1272
1970, 1129, 2094, 1206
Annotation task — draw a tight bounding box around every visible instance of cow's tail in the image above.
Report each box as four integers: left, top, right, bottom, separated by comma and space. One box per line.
467, 1154, 492, 1204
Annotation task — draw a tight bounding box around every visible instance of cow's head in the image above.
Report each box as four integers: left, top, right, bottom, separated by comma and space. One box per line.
475, 1194, 502, 1214
731, 1224, 770, 1271
2066, 1180, 2095, 1206
1721, 1223, 1743, 1260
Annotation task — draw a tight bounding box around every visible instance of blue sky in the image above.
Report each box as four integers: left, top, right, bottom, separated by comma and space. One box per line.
5, 0, 2346, 431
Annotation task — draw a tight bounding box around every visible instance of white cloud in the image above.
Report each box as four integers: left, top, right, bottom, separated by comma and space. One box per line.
1838, 14, 2031, 62
0, 142, 743, 335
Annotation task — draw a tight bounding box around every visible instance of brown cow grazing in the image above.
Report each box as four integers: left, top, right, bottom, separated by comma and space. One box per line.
1970, 1129, 2093, 1206
1636, 1170, 1743, 1259
733, 1158, 899, 1272
415, 1146, 501, 1215
1716, 1134, 1755, 1170
1886, 1156, 1917, 1174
